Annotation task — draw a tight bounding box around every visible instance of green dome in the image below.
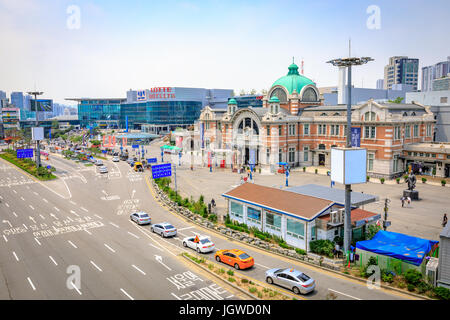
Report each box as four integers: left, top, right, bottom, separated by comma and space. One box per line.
272, 63, 316, 94
269, 96, 280, 103
228, 98, 237, 105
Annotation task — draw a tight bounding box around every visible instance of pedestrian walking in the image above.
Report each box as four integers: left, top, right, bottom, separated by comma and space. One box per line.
407, 197, 411, 207
443, 214, 448, 228
401, 196, 406, 207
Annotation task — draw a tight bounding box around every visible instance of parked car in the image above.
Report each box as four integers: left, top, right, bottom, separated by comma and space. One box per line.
112, 156, 120, 162
215, 249, 254, 270
99, 166, 108, 174
182, 235, 215, 253
151, 222, 177, 237
95, 159, 103, 166
265, 268, 315, 295
130, 212, 151, 225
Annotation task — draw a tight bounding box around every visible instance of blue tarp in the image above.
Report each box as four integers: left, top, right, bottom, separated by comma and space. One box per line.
356, 230, 439, 266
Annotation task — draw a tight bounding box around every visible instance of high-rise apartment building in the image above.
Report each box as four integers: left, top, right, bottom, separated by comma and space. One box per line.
384, 56, 419, 91
376, 79, 384, 89
422, 57, 450, 92
0, 90, 6, 100
10, 92, 24, 109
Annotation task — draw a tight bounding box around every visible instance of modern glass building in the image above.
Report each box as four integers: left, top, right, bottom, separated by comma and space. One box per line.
68, 98, 125, 128
230, 95, 264, 108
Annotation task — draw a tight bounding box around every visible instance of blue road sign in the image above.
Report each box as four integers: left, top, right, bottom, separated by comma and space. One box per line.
132, 144, 139, 149
351, 127, 361, 147
151, 163, 172, 179
147, 158, 157, 163
102, 150, 107, 153
47, 165, 51, 169
17, 148, 34, 159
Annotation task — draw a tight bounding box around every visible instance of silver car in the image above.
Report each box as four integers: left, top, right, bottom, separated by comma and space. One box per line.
151, 222, 177, 237
265, 268, 315, 295
130, 212, 151, 225
99, 166, 108, 173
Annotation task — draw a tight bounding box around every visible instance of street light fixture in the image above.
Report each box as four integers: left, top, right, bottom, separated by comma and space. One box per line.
326, 56, 373, 258
26, 91, 44, 168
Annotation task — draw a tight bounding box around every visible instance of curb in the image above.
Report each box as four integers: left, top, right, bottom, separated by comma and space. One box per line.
150, 180, 430, 300
181, 254, 258, 300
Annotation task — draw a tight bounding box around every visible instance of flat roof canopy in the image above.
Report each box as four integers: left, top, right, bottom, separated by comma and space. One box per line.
286, 184, 378, 207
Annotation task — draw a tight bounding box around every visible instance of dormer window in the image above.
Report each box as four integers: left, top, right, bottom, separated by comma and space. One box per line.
364, 111, 376, 121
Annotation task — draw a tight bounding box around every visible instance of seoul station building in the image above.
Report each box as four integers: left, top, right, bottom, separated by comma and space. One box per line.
67, 87, 232, 130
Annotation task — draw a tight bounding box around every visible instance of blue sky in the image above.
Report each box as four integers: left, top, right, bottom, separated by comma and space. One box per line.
1, 0, 449, 104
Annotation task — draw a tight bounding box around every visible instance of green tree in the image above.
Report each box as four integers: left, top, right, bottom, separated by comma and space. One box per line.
388, 97, 404, 104
365, 224, 381, 240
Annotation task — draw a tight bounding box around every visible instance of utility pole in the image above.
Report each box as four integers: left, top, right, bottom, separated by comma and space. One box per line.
383, 198, 391, 231
27, 91, 43, 168
327, 53, 373, 258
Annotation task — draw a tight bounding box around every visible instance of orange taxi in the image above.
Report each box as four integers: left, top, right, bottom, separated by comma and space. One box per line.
214, 249, 254, 270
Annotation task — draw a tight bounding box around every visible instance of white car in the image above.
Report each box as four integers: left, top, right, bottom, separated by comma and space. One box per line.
130, 212, 151, 225
151, 222, 177, 237
95, 159, 103, 166
99, 166, 108, 174
182, 235, 215, 253
112, 156, 119, 162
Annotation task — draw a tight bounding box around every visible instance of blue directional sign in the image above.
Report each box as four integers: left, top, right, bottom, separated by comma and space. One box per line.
132, 144, 139, 149
47, 165, 51, 169
17, 148, 34, 159
151, 163, 172, 179
147, 158, 157, 163
351, 127, 361, 147
102, 150, 107, 153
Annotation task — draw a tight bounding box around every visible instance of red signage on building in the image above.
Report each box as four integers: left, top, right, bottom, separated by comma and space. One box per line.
148, 87, 175, 99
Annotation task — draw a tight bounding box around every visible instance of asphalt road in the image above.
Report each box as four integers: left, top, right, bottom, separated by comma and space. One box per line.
0, 146, 417, 300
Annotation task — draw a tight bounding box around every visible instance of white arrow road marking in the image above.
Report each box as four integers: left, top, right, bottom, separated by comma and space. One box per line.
70, 281, 82, 295
12, 211, 18, 217
49, 256, 58, 266
12, 251, 19, 261
154, 255, 172, 271
90, 260, 103, 272
34, 238, 41, 246
68, 240, 77, 249
43, 198, 48, 203
109, 222, 119, 228
104, 243, 116, 253
50, 213, 59, 220
29, 216, 36, 224
27, 277, 36, 291
127, 231, 139, 239
3, 235, 7, 242
327, 288, 362, 300
120, 288, 134, 300
132, 264, 146, 275
81, 207, 89, 213
3, 220, 12, 228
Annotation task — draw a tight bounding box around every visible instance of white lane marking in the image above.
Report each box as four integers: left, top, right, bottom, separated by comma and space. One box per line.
70, 210, 80, 217
226, 294, 234, 299
0, 195, 3, 199
26, 186, 30, 189
49, 256, 58, 266
132, 264, 146, 275
131, 222, 178, 257
3, 235, 8, 242
127, 231, 139, 239
104, 243, 116, 253
23, 224, 28, 230
68, 240, 77, 249
20, 197, 25, 201
328, 288, 362, 300
34, 238, 41, 246
149, 243, 164, 252
155, 255, 172, 271
81, 207, 89, 213
69, 200, 76, 205
5, 202, 9, 207
255, 262, 270, 269
39, 214, 45, 220
109, 222, 119, 228
70, 281, 82, 295
171, 292, 182, 300
43, 198, 48, 203
13, 210, 18, 216
12, 251, 19, 261
90, 260, 103, 272
54, 207, 60, 212
33, 191, 38, 196
120, 288, 134, 300
27, 277, 36, 291
67, 217, 74, 222
50, 213, 59, 220
177, 226, 196, 231
84, 229, 92, 235
29, 205, 35, 210
94, 214, 103, 220
12, 189, 17, 194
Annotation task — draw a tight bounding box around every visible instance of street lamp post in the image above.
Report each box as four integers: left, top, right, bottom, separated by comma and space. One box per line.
326, 56, 373, 257
27, 91, 44, 168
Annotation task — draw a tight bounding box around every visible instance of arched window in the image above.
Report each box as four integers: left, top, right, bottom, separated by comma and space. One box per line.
237, 117, 259, 135
320, 113, 327, 116
364, 111, 376, 121
333, 112, 340, 116
411, 112, 416, 116
270, 88, 287, 103
302, 87, 318, 102
318, 144, 326, 150
403, 112, 408, 116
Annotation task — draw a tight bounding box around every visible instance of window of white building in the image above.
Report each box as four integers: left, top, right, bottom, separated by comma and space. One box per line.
230, 201, 243, 219
413, 124, 419, 137
247, 207, 261, 225
265, 211, 281, 232
287, 218, 304, 239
